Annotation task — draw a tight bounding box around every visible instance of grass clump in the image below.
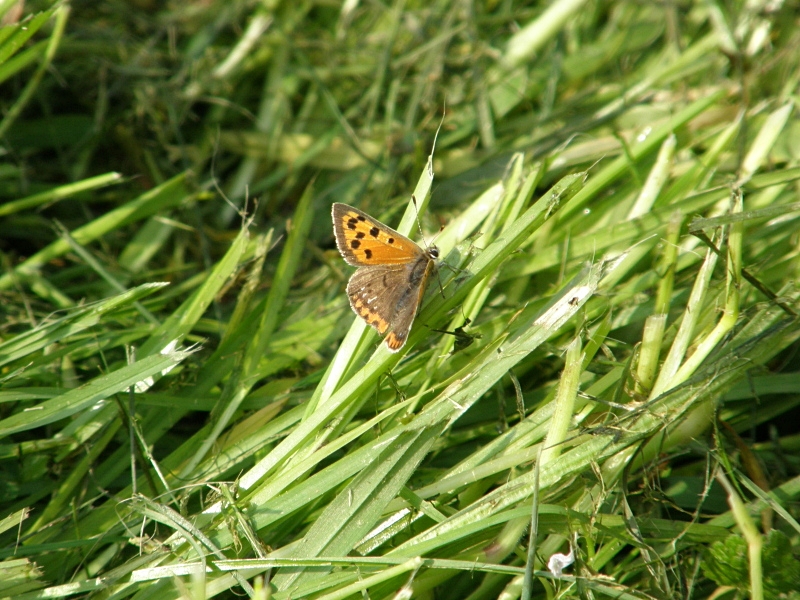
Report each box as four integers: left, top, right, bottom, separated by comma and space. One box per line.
1, 1, 800, 599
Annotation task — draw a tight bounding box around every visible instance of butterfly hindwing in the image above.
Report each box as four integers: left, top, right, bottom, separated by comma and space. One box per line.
383, 257, 435, 351
345, 265, 403, 335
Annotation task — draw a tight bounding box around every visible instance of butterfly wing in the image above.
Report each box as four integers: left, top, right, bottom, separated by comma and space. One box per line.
346, 256, 435, 352
332, 203, 424, 267
346, 265, 406, 336
383, 257, 436, 351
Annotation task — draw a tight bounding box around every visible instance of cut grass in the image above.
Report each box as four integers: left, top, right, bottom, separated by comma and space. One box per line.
2, 1, 800, 599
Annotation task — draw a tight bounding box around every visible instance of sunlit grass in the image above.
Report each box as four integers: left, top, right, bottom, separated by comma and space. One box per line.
1, 1, 800, 599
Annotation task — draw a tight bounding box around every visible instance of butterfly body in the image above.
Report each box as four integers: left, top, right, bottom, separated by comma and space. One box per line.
332, 203, 438, 352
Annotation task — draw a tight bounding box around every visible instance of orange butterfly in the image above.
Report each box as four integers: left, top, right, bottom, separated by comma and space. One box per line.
332, 203, 438, 352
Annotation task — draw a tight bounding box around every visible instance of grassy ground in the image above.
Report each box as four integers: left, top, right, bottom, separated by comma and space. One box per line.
1, 1, 800, 598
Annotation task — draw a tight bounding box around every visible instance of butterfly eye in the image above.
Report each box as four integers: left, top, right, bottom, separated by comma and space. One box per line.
429, 246, 440, 259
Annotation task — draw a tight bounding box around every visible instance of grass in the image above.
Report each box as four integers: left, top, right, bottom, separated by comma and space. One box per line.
1, 0, 800, 599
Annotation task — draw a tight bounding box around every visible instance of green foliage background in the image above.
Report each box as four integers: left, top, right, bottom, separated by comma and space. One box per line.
1, 1, 800, 598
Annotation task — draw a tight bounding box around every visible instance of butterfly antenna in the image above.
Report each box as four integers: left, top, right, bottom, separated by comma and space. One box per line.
411, 194, 446, 249
410, 194, 447, 299
409, 194, 430, 248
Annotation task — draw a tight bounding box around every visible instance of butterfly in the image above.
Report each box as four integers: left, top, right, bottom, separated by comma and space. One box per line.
332, 202, 439, 352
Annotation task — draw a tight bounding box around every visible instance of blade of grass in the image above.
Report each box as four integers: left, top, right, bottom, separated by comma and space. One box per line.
0, 173, 190, 291
0, 5, 66, 139
0, 345, 196, 438
180, 183, 315, 477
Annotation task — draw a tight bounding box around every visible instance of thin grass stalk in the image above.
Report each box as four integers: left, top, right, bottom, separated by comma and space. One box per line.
715, 471, 764, 600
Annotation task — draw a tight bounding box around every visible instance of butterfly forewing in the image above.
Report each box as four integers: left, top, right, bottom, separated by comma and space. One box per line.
332, 203, 423, 266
